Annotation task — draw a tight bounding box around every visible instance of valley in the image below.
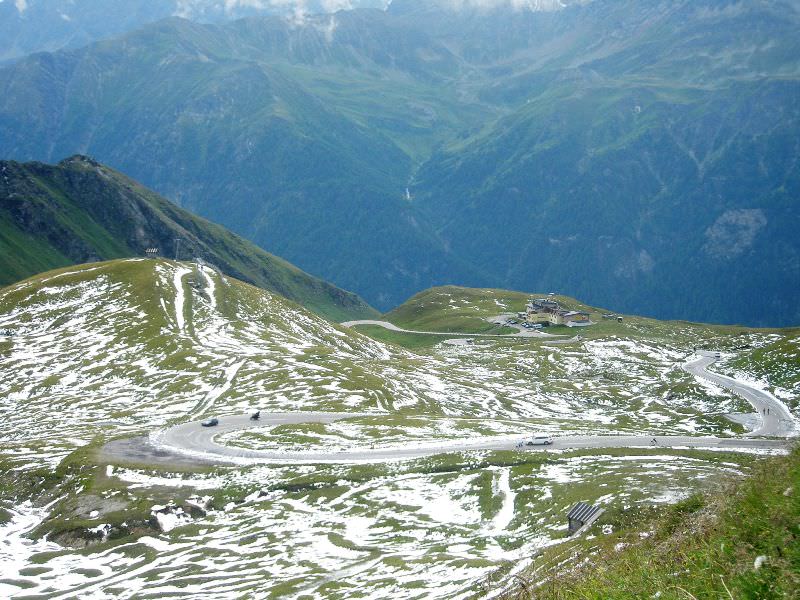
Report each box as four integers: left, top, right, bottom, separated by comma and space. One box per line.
1, 0, 798, 324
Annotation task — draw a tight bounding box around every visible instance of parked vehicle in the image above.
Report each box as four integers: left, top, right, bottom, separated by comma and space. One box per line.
201, 417, 219, 427
525, 435, 554, 446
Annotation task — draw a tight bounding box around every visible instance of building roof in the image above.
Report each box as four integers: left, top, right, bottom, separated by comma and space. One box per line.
528, 301, 560, 310
567, 502, 603, 523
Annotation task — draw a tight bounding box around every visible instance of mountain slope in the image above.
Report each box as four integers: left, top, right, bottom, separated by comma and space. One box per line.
412, 0, 800, 327
0, 0, 798, 324
510, 447, 800, 599
0, 258, 798, 597
416, 80, 800, 326
0, 13, 485, 310
0, 155, 377, 321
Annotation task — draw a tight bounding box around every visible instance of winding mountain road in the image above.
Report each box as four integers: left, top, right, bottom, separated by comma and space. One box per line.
341, 319, 579, 342
118, 352, 795, 466
683, 351, 796, 437
146, 415, 787, 465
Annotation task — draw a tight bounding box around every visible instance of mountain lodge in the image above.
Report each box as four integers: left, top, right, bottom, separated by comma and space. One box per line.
526, 298, 592, 327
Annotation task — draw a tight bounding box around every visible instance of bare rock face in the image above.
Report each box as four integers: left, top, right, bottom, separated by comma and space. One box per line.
614, 248, 655, 279
703, 209, 767, 260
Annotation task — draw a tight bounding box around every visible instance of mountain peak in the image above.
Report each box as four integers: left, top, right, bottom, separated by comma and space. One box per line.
58, 154, 101, 167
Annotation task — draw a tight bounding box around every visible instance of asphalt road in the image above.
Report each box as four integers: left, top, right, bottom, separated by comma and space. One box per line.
150, 412, 788, 465
149, 422, 790, 467
108, 351, 795, 466
683, 351, 796, 437
341, 319, 582, 343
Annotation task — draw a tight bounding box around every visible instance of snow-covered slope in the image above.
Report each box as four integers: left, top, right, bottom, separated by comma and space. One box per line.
0, 258, 764, 470
0, 258, 391, 467
0, 259, 795, 598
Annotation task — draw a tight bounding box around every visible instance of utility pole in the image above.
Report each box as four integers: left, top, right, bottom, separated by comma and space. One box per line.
174, 238, 181, 262
194, 257, 207, 290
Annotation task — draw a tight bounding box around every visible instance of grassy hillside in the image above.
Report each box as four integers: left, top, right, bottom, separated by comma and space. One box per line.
0, 156, 377, 321
379, 285, 785, 343
1, 258, 798, 598
507, 446, 800, 599
384, 286, 529, 332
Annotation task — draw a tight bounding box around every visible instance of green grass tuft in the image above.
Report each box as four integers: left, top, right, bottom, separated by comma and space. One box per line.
506, 447, 800, 600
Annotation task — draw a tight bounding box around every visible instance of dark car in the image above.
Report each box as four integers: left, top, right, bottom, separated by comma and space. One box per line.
201, 417, 219, 427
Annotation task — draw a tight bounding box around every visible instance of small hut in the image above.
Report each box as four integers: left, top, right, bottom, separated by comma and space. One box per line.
567, 502, 604, 535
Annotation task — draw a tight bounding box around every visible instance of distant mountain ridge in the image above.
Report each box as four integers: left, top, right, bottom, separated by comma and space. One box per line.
0, 0, 587, 66
0, 155, 378, 321
0, 0, 388, 64
0, 0, 798, 326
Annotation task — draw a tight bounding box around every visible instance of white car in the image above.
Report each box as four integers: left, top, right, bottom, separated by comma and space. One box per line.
525, 435, 554, 446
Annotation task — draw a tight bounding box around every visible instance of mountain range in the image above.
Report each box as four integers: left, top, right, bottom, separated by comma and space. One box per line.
0, 0, 798, 325
0, 0, 387, 64
0, 155, 377, 321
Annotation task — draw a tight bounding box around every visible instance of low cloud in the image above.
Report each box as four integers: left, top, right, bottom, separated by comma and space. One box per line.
173, 0, 374, 20
389, 0, 578, 11
171, 0, 576, 21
